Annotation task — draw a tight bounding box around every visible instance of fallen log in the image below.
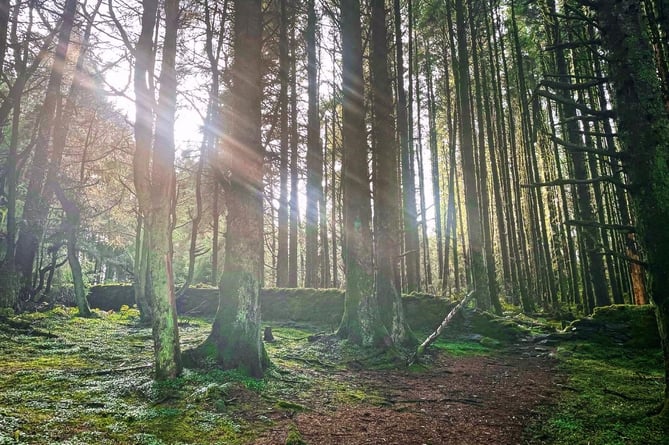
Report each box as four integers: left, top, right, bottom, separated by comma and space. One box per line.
408, 291, 475, 366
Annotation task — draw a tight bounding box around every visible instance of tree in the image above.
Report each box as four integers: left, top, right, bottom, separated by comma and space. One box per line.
188, 0, 268, 377
146, 0, 182, 380
53, 183, 91, 318
454, 0, 489, 308
276, 0, 290, 288
371, 0, 412, 345
14, 0, 78, 298
304, 0, 322, 288
337, 0, 389, 346
394, 0, 420, 292
592, 0, 669, 417
112, 0, 182, 379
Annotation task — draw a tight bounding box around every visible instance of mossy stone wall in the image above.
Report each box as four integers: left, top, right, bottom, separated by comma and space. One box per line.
87, 285, 451, 332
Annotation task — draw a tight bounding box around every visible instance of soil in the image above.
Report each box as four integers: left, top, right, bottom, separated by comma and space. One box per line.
0, 310, 561, 444
254, 343, 560, 445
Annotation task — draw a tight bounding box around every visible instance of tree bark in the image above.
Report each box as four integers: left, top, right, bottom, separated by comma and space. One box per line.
454, 0, 489, 308
593, 0, 669, 417
304, 0, 322, 288
276, 0, 290, 287
190, 0, 268, 377
394, 0, 419, 292
147, 0, 182, 380
337, 0, 389, 347
371, 0, 412, 345
53, 183, 91, 317
288, 0, 299, 288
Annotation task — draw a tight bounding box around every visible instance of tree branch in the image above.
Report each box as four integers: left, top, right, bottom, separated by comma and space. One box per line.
547, 133, 623, 158
565, 219, 636, 233
522, 176, 628, 189
537, 89, 615, 118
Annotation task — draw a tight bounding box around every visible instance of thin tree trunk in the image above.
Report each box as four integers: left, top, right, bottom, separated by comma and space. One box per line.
288, 0, 299, 288
321, 118, 331, 288
454, 0, 489, 308
131, 0, 158, 322
413, 37, 432, 288
276, 0, 290, 287
304, 0, 321, 288
394, 0, 419, 292
425, 46, 443, 284
53, 184, 91, 317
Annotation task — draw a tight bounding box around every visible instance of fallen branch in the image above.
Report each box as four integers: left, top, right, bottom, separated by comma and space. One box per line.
79, 363, 153, 376
388, 397, 483, 406
408, 291, 475, 366
603, 387, 652, 402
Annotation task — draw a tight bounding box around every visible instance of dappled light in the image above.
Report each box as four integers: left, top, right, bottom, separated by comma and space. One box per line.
1, 0, 668, 442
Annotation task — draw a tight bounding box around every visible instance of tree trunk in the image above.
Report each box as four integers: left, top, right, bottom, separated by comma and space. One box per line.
593, 0, 669, 417
454, 0, 489, 308
147, 0, 182, 380
53, 184, 91, 317
288, 1, 299, 288
337, 0, 389, 347
469, 9, 501, 314
394, 0, 419, 293
190, 0, 267, 377
0, 0, 8, 80
132, 0, 159, 322
276, 0, 290, 287
304, 0, 321, 288
425, 47, 444, 283
371, 0, 412, 345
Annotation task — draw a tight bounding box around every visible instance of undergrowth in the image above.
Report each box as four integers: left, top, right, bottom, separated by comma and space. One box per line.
4, 305, 663, 444
525, 336, 666, 444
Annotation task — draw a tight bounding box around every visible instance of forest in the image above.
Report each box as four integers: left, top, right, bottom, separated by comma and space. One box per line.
1, 0, 668, 443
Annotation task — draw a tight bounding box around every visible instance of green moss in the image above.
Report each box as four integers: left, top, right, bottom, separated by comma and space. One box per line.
275, 400, 307, 411
469, 311, 531, 342
525, 337, 665, 444
285, 424, 307, 445
431, 338, 493, 356
591, 304, 660, 349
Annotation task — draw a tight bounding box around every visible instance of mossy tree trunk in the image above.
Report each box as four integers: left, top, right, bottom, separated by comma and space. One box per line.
454, 0, 490, 309
371, 0, 412, 345
132, 0, 158, 324
190, 0, 267, 377
337, 0, 389, 347
126, 0, 181, 379
146, 0, 182, 380
593, 0, 669, 416
53, 183, 91, 318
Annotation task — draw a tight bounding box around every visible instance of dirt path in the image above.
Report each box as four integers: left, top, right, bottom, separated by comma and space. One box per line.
255, 346, 560, 445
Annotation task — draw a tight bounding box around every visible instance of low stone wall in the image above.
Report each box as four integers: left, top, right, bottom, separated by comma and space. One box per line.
86, 284, 452, 332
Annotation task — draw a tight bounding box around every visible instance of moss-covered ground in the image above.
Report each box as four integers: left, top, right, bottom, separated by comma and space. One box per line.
525, 328, 667, 444
0, 305, 666, 444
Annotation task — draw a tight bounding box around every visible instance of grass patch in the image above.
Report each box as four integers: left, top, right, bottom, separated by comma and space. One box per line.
525, 337, 666, 444
431, 338, 493, 356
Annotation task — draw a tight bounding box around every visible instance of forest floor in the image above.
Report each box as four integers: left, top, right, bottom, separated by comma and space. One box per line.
0, 305, 665, 445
